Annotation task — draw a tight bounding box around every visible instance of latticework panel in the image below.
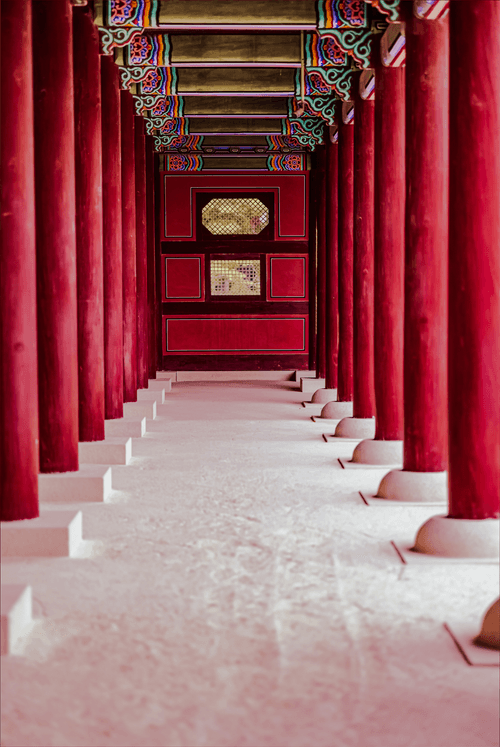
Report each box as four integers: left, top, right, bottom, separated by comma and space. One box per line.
210, 259, 261, 296
202, 198, 269, 236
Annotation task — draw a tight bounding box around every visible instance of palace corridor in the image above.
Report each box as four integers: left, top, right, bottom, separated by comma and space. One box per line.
1, 378, 498, 747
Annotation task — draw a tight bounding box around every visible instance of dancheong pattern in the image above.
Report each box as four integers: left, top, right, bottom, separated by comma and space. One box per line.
267, 154, 304, 172
108, 0, 159, 27
126, 33, 170, 66
317, 0, 367, 29
165, 154, 203, 172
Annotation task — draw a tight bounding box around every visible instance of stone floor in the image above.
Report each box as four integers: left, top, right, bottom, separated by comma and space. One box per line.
1, 380, 498, 747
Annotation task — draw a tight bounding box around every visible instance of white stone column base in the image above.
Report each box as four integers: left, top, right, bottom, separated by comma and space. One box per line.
78, 437, 132, 466
319, 401, 353, 419
105, 416, 146, 438
1, 511, 82, 557
300, 377, 325, 393
334, 417, 376, 439
39, 466, 112, 503
413, 515, 500, 559
311, 387, 337, 404
123, 400, 156, 420
138, 388, 165, 404
351, 439, 403, 465
475, 598, 500, 651
1, 585, 32, 655
376, 469, 448, 502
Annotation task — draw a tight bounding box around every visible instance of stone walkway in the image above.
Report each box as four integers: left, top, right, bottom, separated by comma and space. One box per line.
1, 380, 498, 747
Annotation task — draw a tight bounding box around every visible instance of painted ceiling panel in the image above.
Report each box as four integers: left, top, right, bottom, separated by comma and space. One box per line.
158, 1, 317, 26
182, 97, 288, 117
170, 34, 302, 64
177, 68, 296, 93
189, 119, 283, 134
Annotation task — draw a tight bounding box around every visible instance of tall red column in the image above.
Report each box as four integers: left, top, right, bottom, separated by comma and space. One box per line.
447, 1, 499, 521
1, 0, 39, 520
315, 151, 327, 381
135, 117, 149, 390
101, 57, 124, 420
324, 133, 339, 393
73, 6, 105, 441
33, 0, 79, 473
337, 118, 354, 404
146, 135, 157, 380
377, 9, 448, 502
351, 63, 405, 464
335, 90, 375, 439
121, 91, 137, 402
413, 1, 500, 561
321, 113, 354, 419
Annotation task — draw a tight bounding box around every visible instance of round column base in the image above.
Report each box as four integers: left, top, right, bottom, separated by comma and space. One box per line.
413, 515, 500, 559
311, 388, 337, 404
351, 439, 403, 465
334, 417, 376, 439
474, 599, 500, 650
319, 401, 353, 419
376, 469, 448, 503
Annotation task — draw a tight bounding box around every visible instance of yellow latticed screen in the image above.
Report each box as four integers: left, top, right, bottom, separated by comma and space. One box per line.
210, 259, 261, 296
202, 198, 269, 235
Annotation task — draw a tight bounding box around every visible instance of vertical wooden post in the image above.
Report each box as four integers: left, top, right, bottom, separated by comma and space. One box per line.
146, 135, 157, 380
412, 0, 500, 561
33, 0, 79, 473
101, 56, 124, 420
351, 61, 405, 463
315, 149, 327, 381
135, 117, 148, 390
403, 11, 449, 473
121, 91, 137, 402
447, 0, 500, 522
373, 65, 405, 442
1, 0, 40, 519
352, 91, 375, 421
336, 118, 354, 404
325, 133, 339, 392
376, 7, 449, 501
73, 6, 105, 441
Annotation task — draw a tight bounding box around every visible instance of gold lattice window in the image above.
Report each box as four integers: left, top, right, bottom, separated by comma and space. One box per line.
210, 259, 261, 297
202, 198, 269, 236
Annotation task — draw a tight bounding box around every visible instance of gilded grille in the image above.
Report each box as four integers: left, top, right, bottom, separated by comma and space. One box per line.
210, 259, 261, 296
202, 198, 269, 236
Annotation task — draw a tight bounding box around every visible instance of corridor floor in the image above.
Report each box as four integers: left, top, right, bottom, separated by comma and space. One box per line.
1, 380, 498, 747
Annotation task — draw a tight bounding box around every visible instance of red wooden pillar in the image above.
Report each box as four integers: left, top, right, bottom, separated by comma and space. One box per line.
315, 149, 327, 382
324, 132, 339, 393
321, 110, 354, 419
377, 7, 448, 502
0, 0, 39, 520
335, 88, 375, 438
33, 0, 79, 473
135, 117, 149, 390
121, 91, 137, 402
101, 57, 124, 420
73, 6, 105, 441
351, 62, 405, 463
146, 135, 157, 380
413, 1, 499, 559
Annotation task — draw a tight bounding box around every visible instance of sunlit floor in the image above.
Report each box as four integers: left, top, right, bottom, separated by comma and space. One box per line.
1, 379, 498, 747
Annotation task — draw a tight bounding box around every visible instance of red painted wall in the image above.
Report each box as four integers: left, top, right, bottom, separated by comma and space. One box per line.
161, 171, 309, 241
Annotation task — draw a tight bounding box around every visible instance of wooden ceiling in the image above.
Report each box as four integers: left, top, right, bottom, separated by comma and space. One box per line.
95, 0, 402, 172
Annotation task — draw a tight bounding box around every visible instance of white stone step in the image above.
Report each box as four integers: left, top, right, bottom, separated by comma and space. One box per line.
1, 511, 82, 558
78, 437, 132, 465
137, 388, 165, 404
149, 378, 172, 392
105, 416, 146, 438
300, 377, 326, 393
39, 465, 112, 503
1, 585, 33, 655
156, 371, 176, 381
123, 400, 156, 420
